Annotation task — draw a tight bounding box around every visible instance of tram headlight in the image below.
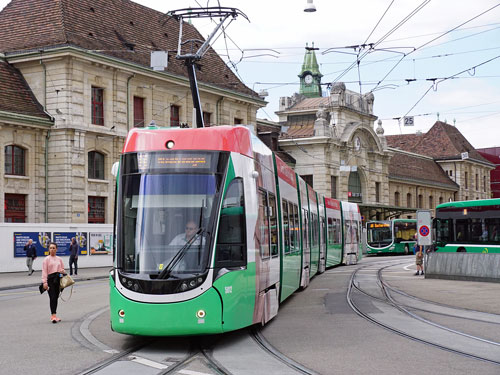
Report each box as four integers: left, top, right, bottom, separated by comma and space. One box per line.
166, 140, 175, 149
118, 309, 125, 318
196, 309, 206, 318
180, 282, 189, 291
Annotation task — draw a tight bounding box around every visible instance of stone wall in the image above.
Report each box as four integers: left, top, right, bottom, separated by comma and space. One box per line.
426, 253, 500, 283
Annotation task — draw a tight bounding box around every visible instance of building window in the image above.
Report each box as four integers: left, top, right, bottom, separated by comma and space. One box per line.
418, 194, 423, 208
234, 118, 243, 125
170, 105, 180, 127
88, 151, 105, 180
394, 191, 400, 206
375, 182, 380, 202
465, 171, 468, 189
203, 112, 212, 127
429, 195, 433, 209
91, 87, 104, 125
88, 196, 105, 223
133, 96, 145, 127
439, 196, 443, 204
348, 171, 362, 203
331, 176, 337, 199
484, 175, 487, 192
4, 145, 25, 176
4, 194, 26, 222
449, 170, 453, 176
407, 193, 412, 207
475, 173, 479, 190
301, 174, 313, 187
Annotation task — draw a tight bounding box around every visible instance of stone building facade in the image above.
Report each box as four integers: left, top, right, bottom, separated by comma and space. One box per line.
276, 47, 493, 220
0, 0, 264, 223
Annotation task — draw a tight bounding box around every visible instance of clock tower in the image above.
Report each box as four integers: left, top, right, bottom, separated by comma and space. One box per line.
299, 43, 322, 98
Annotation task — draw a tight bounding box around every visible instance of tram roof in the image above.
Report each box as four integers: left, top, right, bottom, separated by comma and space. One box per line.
436, 198, 500, 210
122, 125, 257, 158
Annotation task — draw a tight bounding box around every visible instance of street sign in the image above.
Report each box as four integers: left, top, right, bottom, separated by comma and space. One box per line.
403, 116, 414, 126
416, 210, 432, 246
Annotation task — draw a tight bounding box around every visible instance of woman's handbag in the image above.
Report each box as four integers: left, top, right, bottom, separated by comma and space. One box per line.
60, 274, 75, 289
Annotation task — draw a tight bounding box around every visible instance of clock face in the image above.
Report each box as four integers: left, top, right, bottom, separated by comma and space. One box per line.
304, 74, 313, 84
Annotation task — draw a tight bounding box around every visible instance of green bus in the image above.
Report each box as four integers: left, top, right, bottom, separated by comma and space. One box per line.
366, 219, 417, 255
435, 198, 500, 253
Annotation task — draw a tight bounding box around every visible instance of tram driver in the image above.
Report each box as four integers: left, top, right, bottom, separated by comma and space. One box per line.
166, 220, 205, 272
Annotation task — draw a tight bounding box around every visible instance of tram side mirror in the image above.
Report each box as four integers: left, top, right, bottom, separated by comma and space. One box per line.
111, 161, 120, 177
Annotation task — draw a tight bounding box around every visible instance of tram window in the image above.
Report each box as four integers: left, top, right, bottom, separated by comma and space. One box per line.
258, 190, 270, 259
486, 218, 500, 242
215, 178, 246, 267
282, 200, 290, 254
303, 209, 309, 249
291, 203, 299, 251
456, 219, 467, 242
470, 219, 482, 242
320, 217, 325, 247
311, 214, 318, 247
327, 217, 334, 245
336, 219, 341, 244
269, 193, 278, 257
436, 218, 451, 243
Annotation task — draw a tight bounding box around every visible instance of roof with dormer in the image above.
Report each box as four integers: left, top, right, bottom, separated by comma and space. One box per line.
386, 121, 491, 164
389, 151, 458, 189
0, 0, 259, 100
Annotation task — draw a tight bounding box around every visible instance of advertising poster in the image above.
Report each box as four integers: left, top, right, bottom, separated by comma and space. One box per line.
53, 232, 88, 256
89, 232, 112, 255
13, 232, 51, 257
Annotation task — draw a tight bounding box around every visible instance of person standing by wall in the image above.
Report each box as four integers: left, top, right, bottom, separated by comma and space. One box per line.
24, 239, 37, 275
69, 237, 79, 276
415, 244, 424, 276
42, 242, 65, 323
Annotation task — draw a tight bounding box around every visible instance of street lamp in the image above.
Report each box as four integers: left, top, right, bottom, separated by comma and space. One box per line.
304, 0, 316, 12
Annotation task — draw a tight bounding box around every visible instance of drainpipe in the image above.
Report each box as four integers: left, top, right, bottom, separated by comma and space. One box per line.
40, 56, 49, 222
45, 130, 50, 222
216, 96, 224, 125
126, 74, 135, 131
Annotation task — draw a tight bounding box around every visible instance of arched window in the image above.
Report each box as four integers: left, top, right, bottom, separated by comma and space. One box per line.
429, 195, 434, 209
4, 145, 25, 176
407, 193, 412, 207
88, 151, 105, 179
394, 192, 400, 206
348, 171, 362, 203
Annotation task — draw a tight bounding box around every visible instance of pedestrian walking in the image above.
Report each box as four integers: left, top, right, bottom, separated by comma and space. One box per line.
69, 237, 79, 276
42, 242, 65, 323
24, 239, 37, 275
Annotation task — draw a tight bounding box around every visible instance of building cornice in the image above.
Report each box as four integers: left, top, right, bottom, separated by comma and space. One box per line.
5, 45, 266, 107
434, 156, 495, 169
389, 175, 458, 191
0, 111, 53, 128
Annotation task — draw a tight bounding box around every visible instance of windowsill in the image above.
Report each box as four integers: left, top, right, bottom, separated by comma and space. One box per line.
5, 174, 29, 180
88, 178, 109, 184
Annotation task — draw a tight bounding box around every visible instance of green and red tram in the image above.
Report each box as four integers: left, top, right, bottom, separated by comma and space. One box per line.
366, 219, 417, 255
110, 125, 362, 336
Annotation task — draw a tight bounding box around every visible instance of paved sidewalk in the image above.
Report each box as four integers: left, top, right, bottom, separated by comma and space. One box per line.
0, 267, 111, 290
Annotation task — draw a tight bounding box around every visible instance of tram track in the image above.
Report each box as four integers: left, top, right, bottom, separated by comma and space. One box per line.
347, 260, 500, 366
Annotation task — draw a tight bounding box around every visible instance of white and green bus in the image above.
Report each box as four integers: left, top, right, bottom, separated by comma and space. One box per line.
435, 199, 500, 253
366, 219, 417, 255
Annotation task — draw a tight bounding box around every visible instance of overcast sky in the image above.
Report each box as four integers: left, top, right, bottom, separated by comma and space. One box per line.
1, 0, 499, 149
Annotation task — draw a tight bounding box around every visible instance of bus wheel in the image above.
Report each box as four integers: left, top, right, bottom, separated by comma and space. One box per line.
404, 245, 409, 255
457, 247, 467, 252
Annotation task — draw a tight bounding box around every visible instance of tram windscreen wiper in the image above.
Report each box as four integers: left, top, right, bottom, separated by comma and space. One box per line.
158, 228, 204, 280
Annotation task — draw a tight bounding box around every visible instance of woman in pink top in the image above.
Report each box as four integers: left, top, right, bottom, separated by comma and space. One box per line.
42, 242, 65, 323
